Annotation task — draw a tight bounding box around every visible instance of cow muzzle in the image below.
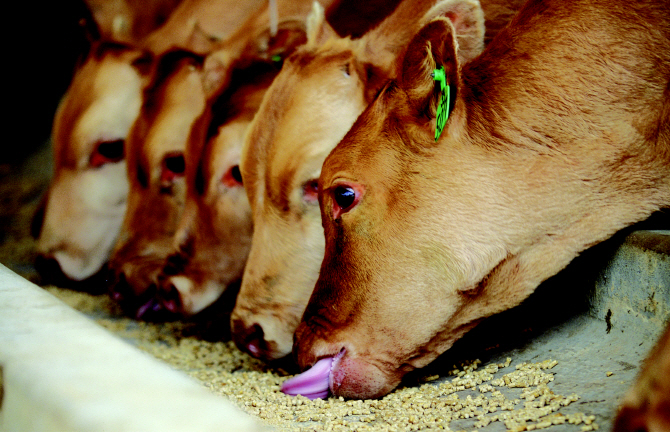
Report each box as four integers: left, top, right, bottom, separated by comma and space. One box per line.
292, 323, 401, 400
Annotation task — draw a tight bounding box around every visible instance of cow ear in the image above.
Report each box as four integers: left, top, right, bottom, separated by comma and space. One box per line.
202, 19, 307, 99
202, 51, 234, 99
186, 21, 223, 55
253, 18, 308, 62
399, 18, 460, 125
305, 1, 337, 48
419, 0, 485, 65
358, 0, 482, 106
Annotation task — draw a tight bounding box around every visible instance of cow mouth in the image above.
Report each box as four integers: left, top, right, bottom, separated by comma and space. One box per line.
281, 350, 345, 399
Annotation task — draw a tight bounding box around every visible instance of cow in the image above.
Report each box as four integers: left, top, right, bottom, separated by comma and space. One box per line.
156, 61, 283, 317
291, 0, 670, 399
107, 12, 316, 318
106, 49, 207, 318
232, 0, 491, 361
83, 0, 183, 44
614, 322, 670, 432
34, 42, 151, 286
33, 0, 258, 287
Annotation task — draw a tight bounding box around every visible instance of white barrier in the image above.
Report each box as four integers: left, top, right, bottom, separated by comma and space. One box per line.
0, 264, 267, 432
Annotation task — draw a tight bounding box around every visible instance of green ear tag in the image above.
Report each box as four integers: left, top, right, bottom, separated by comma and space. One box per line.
432, 66, 450, 142
271, 55, 282, 63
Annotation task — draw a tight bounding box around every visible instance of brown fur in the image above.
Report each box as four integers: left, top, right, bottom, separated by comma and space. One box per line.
615, 322, 670, 432
139, 0, 359, 56
139, 0, 268, 55
108, 52, 206, 313
233, 0, 491, 361
83, 0, 183, 44
294, 0, 670, 399
155, 62, 280, 316
108, 5, 314, 317
35, 44, 150, 283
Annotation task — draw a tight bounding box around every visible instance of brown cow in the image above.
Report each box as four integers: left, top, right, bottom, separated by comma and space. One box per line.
614, 322, 670, 432
35, 43, 151, 285
108, 15, 314, 318
232, 0, 489, 361
83, 0, 183, 44
292, 0, 670, 399
107, 50, 207, 317
156, 61, 281, 316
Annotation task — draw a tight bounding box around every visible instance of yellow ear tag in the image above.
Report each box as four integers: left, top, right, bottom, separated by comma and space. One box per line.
432, 66, 450, 141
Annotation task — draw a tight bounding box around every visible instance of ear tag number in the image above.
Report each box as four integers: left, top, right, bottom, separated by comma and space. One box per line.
432, 66, 450, 141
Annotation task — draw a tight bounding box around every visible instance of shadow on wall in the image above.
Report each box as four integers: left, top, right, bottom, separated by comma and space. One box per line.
5, 1, 90, 166
1, 1, 90, 279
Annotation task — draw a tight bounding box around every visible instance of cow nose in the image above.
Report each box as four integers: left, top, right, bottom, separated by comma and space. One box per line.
232, 319, 266, 359
108, 271, 132, 302
35, 254, 67, 285
159, 282, 182, 313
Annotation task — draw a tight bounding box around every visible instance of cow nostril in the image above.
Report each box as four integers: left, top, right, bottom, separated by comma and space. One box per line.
245, 323, 265, 358
160, 283, 182, 313
108, 272, 132, 301
136, 297, 162, 320
232, 319, 267, 358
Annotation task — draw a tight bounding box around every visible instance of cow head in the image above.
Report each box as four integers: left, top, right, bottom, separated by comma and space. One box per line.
232, 0, 485, 361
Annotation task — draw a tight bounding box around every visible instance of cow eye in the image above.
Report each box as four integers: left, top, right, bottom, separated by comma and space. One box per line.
330, 183, 362, 219
160, 153, 186, 184
333, 185, 356, 210
222, 165, 243, 187
342, 62, 351, 77
303, 179, 319, 203
164, 154, 185, 175
90, 140, 124, 167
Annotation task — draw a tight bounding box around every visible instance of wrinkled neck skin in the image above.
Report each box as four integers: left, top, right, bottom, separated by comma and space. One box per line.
296, 0, 670, 399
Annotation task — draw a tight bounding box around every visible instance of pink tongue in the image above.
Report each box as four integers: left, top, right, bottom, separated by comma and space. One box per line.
281, 357, 333, 399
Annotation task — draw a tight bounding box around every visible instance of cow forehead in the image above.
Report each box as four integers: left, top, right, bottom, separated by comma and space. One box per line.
322, 90, 398, 178
245, 44, 361, 153
55, 56, 140, 168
